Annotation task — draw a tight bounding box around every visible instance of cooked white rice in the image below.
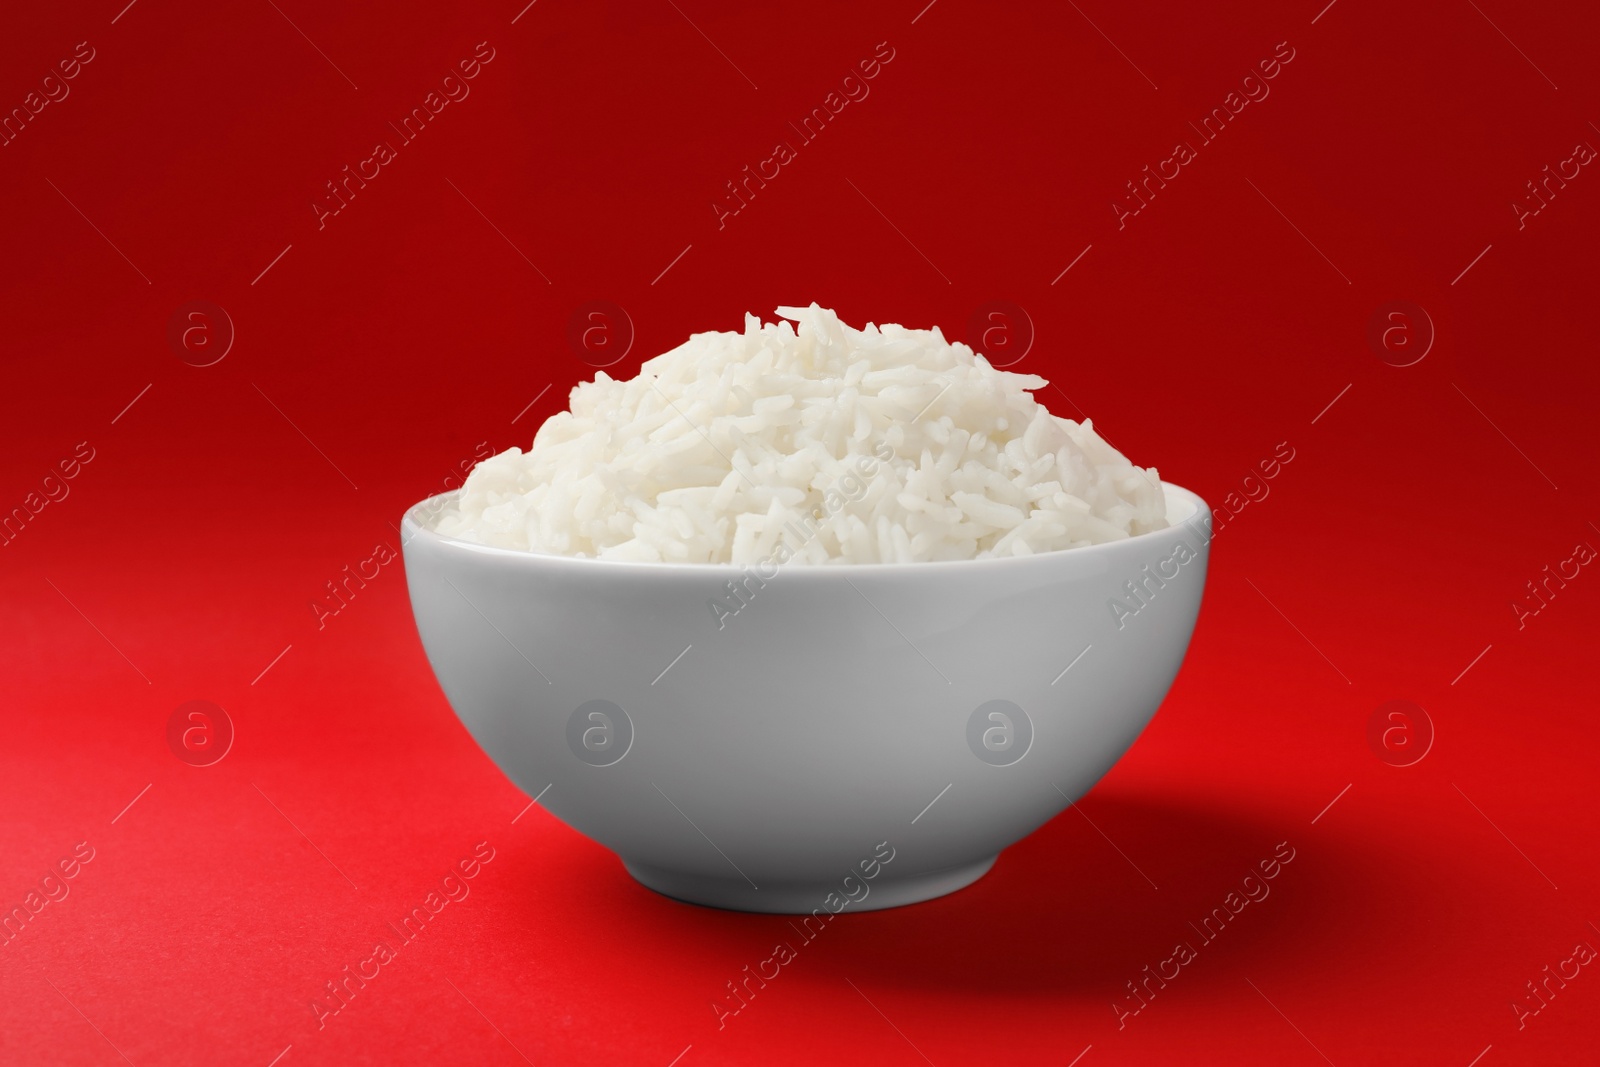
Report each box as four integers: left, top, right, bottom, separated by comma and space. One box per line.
431, 305, 1167, 564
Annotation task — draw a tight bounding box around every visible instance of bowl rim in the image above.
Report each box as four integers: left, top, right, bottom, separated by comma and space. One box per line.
401, 481, 1210, 576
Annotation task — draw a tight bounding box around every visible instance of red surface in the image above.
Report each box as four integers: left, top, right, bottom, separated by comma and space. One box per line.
3, 1, 1598, 1063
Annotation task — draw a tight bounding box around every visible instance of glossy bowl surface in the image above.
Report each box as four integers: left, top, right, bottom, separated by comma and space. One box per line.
402, 483, 1210, 912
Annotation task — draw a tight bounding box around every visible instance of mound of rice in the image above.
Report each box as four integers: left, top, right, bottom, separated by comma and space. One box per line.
432, 305, 1167, 564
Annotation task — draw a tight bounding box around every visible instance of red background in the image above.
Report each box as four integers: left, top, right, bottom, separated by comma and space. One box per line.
3, 0, 1598, 1063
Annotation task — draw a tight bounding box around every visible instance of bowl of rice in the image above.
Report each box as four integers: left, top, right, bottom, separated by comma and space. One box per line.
402, 305, 1209, 913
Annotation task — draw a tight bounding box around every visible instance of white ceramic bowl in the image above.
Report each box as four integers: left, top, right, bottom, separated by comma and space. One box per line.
402, 483, 1209, 913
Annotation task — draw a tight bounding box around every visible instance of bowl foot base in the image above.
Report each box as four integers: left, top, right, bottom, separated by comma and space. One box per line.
620, 854, 997, 913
